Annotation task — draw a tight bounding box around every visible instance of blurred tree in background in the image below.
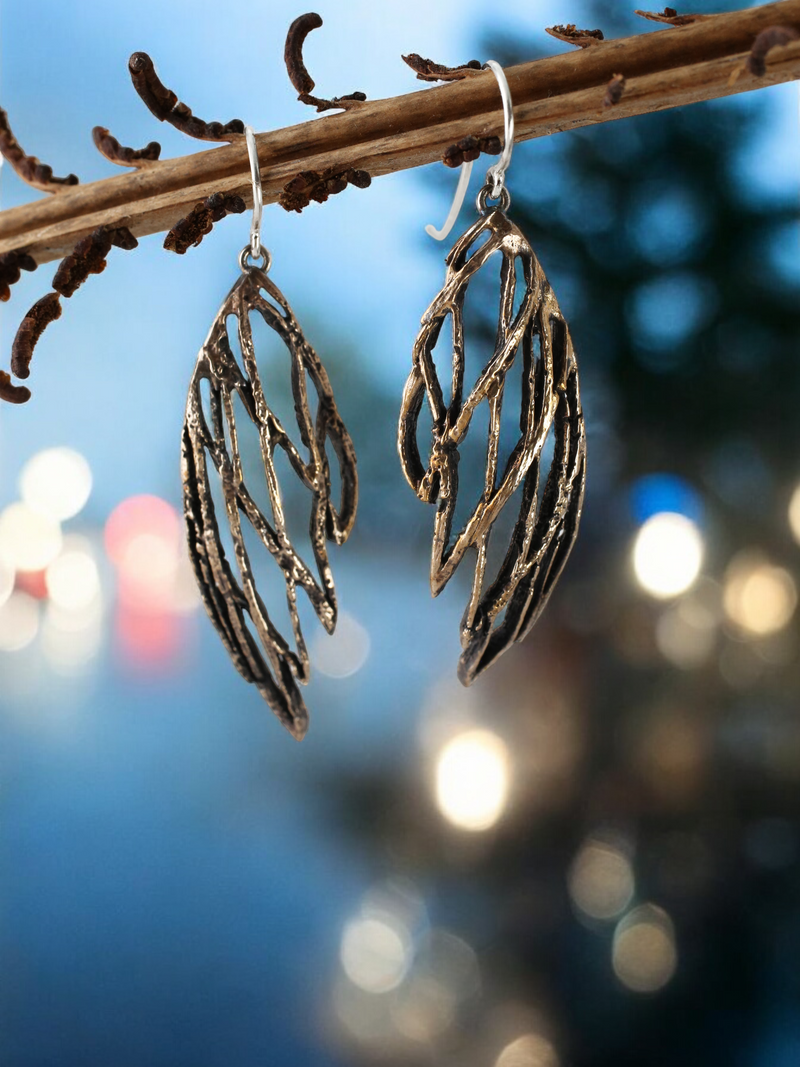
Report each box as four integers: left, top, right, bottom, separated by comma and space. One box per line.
320, 5, 800, 1067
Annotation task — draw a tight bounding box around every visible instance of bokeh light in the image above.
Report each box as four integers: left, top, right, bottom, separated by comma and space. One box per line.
495, 1033, 560, 1067
568, 837, 635, 921
435, 728, 510, 831
788, 483, 800, 545
311, 611, 371, 678
46, 546, 101, 612
612, 904, 678, 993
723, 552, 797, 636
340, 913, 412, 994
20, 447, 92, 521
0, 556, 14, 610
0, 503, 62, 572
655, 593, 718, 669
0, 591, 40, 652
632, 512, 703, 599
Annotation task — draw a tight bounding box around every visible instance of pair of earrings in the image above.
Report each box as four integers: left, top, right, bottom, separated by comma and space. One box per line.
182, 62, 586, 740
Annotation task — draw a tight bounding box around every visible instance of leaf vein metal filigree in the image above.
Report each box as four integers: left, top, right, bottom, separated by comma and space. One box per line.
399, 206, 586, 685
182, 266, 357, 739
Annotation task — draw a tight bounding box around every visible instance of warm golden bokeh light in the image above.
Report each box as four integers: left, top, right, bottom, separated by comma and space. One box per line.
568, 838, 635, 921
435, 729, 510, 831
789, 484, 800, 546
612, 904, 678, 993
340, 913, 412, 994
20, 447, 92, 522
0, 502, 62, 572
495, 1033, 560, 1067
723, 552, 797, 636
632, 512, 703, 599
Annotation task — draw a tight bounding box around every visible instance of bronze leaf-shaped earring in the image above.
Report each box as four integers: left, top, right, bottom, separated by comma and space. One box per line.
182, 125, 357, 740
398, 61, 586, 686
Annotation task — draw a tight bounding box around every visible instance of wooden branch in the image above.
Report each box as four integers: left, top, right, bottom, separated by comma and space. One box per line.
2, 0, 800, 265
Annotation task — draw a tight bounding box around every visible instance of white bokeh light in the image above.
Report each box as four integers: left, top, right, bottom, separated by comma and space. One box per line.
312, 611, 371, 678
46, 547, 101, 612
340, 913, 412, 994
0, 592, 40, 652
20, 447, 92, 521
0, 503, 62, 572
568, 838, 635, 921
632, 512, 703, 599
0, 556, 15, 610
435, 729, 510, 832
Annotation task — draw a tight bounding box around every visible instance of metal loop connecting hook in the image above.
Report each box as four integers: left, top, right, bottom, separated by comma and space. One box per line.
425, 60, 515, 241
241, 124, 270, 272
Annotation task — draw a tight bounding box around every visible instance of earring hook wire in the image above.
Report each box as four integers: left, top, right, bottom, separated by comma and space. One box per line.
424, 60, 515, 242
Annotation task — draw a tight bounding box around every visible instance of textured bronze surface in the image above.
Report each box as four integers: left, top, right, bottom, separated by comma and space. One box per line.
182, 266, 357, 739
399, 207, 586, 685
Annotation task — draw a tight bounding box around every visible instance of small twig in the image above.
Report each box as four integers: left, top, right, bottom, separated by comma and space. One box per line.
128, 53, 244, 141
164, 192, 245, 254
284, 13, 367, 112
279, 167, 371, 213
634, 8, 708, 24
298, 91, 367, 114
52, 225, 138, 298
10, 292, 61, 381
604, 73, 627, 107
442, 134, 501, 168
545, 25, 605, 48
401, 54, 483, 82
0, 107, 79, 192
0, 250, 37, 302
92, 126, 161, 168
747, 25, 800, 75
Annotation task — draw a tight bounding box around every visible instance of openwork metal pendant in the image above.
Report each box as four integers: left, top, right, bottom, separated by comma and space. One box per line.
182, 265, 357, 739
399, 205, 586, 685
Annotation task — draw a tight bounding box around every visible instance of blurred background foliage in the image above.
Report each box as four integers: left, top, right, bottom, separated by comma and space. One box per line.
1, 1, 800, 1066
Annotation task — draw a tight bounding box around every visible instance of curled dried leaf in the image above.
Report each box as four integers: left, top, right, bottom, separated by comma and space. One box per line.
0, 107, 79, 192
545, 25, 605, 47
52, 225, 138, 298
92, 126, 161, 167
401, 53, 482, 82
164, 193, 246, 254
128, 52, 244, 141
443, 134, 501, 169
284, 13, 367, 111
747, 26, 800, 77
279, 167, 371, 212
10, 292, 62, 380
0, 250, 37, 302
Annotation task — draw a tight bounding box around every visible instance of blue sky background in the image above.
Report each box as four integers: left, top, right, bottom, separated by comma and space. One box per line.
2, 3, 800, 1066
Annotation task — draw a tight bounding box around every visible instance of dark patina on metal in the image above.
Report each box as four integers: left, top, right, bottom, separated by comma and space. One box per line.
182, 265, 357, 740
399, 205, 586, 685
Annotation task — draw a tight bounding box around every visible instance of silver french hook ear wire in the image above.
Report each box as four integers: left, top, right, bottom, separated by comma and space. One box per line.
482, 60, 514, 203
425, 59, 515, 240
239, 124, 272, 273
425, 157, 475, 242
